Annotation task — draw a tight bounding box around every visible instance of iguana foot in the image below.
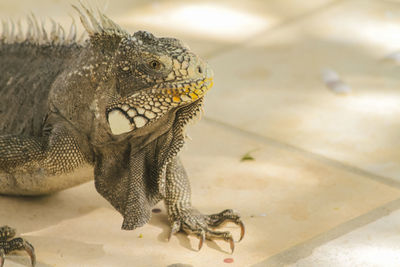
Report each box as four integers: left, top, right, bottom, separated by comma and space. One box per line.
0, 226, 36, 267
168, 208, 245, 253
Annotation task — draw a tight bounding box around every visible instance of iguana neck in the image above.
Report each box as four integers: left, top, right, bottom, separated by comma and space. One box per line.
92, 99, 203, 230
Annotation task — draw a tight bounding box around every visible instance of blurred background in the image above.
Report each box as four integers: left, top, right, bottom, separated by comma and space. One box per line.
1, 0, 400, 266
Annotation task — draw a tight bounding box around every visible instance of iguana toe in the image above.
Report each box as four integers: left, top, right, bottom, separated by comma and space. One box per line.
199, 228, 235, 253
23, 240, 36, 267
205, 209, 245, 242
168, 221, 181, 241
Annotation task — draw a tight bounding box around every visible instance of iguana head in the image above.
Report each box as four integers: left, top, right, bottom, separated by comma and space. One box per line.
105, 31, 213, 135
69, 5, 213, 137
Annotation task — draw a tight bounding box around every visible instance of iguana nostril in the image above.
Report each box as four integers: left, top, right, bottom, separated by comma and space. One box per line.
197, 66, 203, 74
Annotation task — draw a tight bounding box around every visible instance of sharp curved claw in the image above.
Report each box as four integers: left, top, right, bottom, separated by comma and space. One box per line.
229, 236, 235, 254
238, 221, 245, 242
0, 248, 5, 267
168, 221, 181, 242
24, 241, 36, 267
198, 231, 205, 251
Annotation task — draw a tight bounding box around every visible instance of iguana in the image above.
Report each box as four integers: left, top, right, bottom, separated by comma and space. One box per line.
0, 4, 244, 266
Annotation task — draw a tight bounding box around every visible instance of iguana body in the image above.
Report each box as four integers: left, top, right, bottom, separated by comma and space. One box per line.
0, 6, 244, 266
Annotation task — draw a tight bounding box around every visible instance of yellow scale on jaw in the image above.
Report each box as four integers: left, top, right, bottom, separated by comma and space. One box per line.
163, 77, 213, 103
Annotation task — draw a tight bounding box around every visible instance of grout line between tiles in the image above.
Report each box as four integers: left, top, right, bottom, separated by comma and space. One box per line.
203, 0, 347, 60
253, 197, 400, 267
203, 117, 400, 190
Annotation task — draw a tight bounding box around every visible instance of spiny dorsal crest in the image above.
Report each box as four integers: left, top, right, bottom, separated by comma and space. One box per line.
0, 2, 127, 46
72, 2, 128, 38
0, 14, 81, 45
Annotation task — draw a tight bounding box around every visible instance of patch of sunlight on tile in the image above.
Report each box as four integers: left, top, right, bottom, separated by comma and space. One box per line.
343, 21, 400, 51
345, 94, 400, 115
120, 3, 272, 41
354, 246, 400, 266
358, 22, 400, 51
311, 11, 400, 52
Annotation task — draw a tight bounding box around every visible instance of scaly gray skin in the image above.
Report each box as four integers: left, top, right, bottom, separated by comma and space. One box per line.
0, 5, 244, 265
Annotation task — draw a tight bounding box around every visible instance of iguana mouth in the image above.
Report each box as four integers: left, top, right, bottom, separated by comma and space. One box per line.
106, 77, 213, 135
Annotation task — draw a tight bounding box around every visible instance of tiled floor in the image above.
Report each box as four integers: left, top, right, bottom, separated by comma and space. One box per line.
1, 0, 400, 266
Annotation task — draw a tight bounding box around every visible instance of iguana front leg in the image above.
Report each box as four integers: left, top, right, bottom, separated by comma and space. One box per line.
164, 157, 245, 253
0, 226, 36, 267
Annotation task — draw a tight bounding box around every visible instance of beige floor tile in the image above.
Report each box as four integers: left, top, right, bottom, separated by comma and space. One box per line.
2, 121, 400, 266
2, 0, 400, 266
205, 0, 400, 181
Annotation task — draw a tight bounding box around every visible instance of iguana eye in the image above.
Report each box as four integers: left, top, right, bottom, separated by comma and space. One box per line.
149, 60, 162, 70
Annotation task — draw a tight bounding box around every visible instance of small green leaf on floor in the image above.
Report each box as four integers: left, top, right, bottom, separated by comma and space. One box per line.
138, 234, 143, 238
240, 149, 259, 162
241, 153, 254, 161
